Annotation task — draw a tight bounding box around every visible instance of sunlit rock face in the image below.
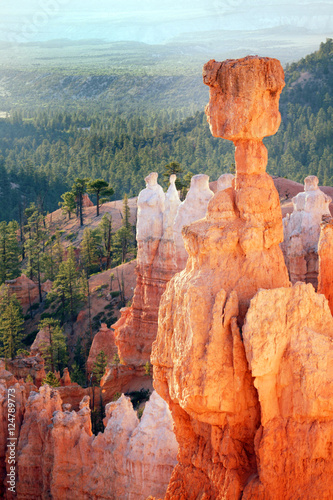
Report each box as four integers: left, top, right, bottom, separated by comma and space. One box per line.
173, 174, 214, 270
15, 388, 177, 500
282, 175, 332, 288
318, 215, 333, 315
86, 323, 118, 372
242, 283, 333, 499
113, 173, 180, 366
152, 55, 290, 499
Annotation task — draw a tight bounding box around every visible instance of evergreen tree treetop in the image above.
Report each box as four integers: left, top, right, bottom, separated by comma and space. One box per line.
0, 289, 24, 360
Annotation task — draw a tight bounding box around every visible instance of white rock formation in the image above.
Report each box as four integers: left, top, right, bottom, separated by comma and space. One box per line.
282, 175, 331, 287
136, 172, 165, 243
173, 174, 214, 270
163, 174, 181, 240
217, 173, 235, 192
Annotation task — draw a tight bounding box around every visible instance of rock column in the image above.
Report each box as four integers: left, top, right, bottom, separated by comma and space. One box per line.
152, 56, 290, 499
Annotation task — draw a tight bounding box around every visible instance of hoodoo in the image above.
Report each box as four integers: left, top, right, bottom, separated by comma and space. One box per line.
152, 55, 290, 498
152, 54, 333, 500
282, 175, 331, 288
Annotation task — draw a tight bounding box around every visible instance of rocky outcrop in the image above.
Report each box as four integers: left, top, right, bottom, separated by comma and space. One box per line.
217, 173, 234, 192
318, 216, 333, 315
82, 193, 94, 207
5, 355, 46, 387
14, 388, 177, 499
0, 379, 29, 499
60, 368, 71, 387
16, 385, 63, 499
152, 55, 290, 498
4, 275, 51, 313
87, 323, 118, 372
173, 174, 214, 270
101, 364, 153, 403
30, 327, 50, 355
113, 173, 180, 366
282, 175, 331, 288
242, 283, 333, 499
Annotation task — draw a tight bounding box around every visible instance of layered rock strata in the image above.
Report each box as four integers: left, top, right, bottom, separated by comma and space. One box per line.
152, 55, 290, 498
14, 388, 177, 499
282, 175, 331, 288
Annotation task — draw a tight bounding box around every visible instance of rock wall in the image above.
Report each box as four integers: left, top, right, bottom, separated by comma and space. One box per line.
242, 283, 333, 499
282, 175, 331, 288
13, 388, 177, 499
0, 370, 29, 499
112, 173, 176, 366
318, 216, 333, 315
151, 55, 333, 499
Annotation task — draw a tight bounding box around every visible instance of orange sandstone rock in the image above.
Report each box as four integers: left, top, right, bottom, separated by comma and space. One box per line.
242, 283, 333, 499
152, 55, 289, 498
82, 193, 94, 207
318, 216, 333, 315
87, 323, 118, 372
16, 385, 63, 499
60, 367, 71, 386
5, 355, 46, 387
14, 389, 177, 499
203, 56, 284, 141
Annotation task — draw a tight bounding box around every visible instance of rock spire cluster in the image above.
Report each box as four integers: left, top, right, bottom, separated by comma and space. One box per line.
112, 170, 215, 366
282, 175, 331, 287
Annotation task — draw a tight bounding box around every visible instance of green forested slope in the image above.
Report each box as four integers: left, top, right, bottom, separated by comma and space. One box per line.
0, 39, 332, 222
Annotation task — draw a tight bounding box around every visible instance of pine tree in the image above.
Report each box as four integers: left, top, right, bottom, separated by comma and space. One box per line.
0, 290, 24, 360
113, 194, 134, 264
87, 179, 114, 217
113, 226, 133, 264
38, 318, 68, 373
92, 350, 107, 385
163, 161, 184, 189
71, 178, 90, 226
100, 214, 113, 269
80, 228, 101, 275
122, 193, 131, 231
59, 191, 76, 220
43, 231, 64, 282
70, 362, 86, 386
0, 220, 21, 285
24, 208, 47, 302
51, 246, 84, 330
42, 371, 60, 387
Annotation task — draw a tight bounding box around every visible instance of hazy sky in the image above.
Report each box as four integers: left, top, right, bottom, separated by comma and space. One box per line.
0, 1, 332, 44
